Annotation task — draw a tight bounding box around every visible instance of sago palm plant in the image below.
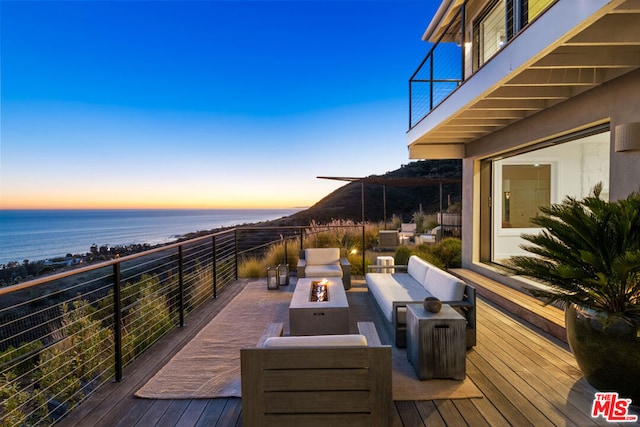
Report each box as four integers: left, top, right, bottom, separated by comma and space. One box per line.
508, 183, 640, 322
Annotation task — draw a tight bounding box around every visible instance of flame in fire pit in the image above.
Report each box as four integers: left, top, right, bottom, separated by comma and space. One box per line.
310, 280, 329, 302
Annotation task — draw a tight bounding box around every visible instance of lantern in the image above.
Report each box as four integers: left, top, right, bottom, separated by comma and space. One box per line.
277, 263, 289, 286
267, 266, 279, 290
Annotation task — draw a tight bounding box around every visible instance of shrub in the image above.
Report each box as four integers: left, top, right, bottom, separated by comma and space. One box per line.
394, 246, 413, 265
124, 284, 174, 357
412, 211, 426, 234
187, 263, 214, 309
35, 298, 114, 422
391, 214, 402, 230
394, 238, 462, 270
238, 256, 264, 278
430, 238, 462, 269
0, 372, 30, 427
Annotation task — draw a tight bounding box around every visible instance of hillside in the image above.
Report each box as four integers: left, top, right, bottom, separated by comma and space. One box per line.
272, 159, 462, 225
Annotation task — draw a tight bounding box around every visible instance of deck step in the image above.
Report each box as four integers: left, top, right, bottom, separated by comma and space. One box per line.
450, 268, 567, 343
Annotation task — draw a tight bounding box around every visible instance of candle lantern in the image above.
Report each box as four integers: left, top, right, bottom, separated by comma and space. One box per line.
267, 267, 279, 290
277, 263, 290, 286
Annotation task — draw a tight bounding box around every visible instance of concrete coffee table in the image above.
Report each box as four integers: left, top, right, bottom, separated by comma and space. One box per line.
289, 278, 349, 336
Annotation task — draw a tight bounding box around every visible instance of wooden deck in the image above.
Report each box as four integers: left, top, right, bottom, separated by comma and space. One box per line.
60, 278, 638, 427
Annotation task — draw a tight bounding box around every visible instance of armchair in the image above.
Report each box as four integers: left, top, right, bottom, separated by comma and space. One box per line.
296, 247, 351, 289
240, 322, 392, 427
399, 223, 416, 243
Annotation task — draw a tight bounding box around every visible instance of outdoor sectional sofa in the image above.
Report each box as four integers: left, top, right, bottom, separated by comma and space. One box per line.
366, 255, 476, 348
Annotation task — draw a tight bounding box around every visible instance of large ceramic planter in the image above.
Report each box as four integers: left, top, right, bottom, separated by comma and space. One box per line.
565, 304, 640, 405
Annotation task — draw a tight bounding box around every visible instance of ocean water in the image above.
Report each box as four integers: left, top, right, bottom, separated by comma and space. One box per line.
0, 209, 301, 265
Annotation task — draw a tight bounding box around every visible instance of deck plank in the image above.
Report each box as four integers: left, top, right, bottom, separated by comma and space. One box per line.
132, 400, 173, 427
155, 400, 191, 427
433, 400, 467, 426
451, 399, 491, 427
394, 401, 425, 426
176, 400, 210, 427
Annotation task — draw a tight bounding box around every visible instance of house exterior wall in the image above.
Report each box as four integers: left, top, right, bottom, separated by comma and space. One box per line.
461, 68, 640, 274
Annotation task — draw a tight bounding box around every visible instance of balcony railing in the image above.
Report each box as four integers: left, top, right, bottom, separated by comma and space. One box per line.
409, 4, 466, 129
409, 0, 558, 129
0, 223, 368, 426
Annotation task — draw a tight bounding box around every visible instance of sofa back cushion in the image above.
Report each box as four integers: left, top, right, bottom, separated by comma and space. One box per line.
424, 268, 466, 301
305, 248, 340, 265
407, 255, 430, 284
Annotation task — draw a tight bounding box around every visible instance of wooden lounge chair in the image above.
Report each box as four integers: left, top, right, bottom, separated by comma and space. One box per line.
240, 322, 392, 427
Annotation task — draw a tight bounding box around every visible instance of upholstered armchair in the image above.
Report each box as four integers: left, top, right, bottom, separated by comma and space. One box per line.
296, 247, 351, 289
399, 223, 417, 243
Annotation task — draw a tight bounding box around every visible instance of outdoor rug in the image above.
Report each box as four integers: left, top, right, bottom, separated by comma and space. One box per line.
135, 280, 482, 401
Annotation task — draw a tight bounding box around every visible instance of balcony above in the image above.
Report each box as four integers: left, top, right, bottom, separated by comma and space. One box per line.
407, 0, 640, 159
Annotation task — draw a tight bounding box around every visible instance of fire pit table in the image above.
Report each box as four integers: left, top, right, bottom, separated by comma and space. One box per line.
289, 278, 349, 336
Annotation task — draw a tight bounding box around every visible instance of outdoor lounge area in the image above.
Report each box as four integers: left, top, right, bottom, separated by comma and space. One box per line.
59, 276, 637, 427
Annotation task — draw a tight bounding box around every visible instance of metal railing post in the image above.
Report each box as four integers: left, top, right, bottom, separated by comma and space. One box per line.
234, 229, 239, 280
178, 246, 185, 327
212, 235, 217, 299
429, 54, 434, 111
461, 2, 466, 82
284, 237, 288, 267
409, 80, 413, 129
300, 228, 304, 252
113, 262, 123, 382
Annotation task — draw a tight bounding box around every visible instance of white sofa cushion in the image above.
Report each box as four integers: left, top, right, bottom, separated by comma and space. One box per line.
424, 268, 466, 302
305, 264, 343, 277
406, 255, 430, 284
263, 334, 368, 348
305, 248, 340, 265
366, 272, 432, 323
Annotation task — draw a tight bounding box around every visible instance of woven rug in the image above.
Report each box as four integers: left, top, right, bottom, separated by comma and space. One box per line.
135, 280, 482, 400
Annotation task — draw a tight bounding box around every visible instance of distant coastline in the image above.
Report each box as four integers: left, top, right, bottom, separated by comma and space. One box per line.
0, 208, 302, 266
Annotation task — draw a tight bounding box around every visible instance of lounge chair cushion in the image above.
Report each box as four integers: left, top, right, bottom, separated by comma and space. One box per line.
263, 334, 368, 348
304, 264, 343, 277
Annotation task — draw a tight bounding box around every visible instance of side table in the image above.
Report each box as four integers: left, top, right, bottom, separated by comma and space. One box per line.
406, 303, 466, 380
376, 256, 395, 273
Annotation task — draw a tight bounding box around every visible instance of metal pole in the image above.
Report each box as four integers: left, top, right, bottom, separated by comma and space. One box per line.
284, 237, 288, 267
178, 246, 184, 328
234, 229, 238, 280
212, 235, 217, 299
429, 54, 434, 110
383, 185, 387, 229
460, 2, 466, 82
361, 182, 366, 272
113, 263, 123, 382
409, 80, 413, 128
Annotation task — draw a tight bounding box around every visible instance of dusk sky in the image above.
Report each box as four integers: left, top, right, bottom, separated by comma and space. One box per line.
1, 0, 437, 209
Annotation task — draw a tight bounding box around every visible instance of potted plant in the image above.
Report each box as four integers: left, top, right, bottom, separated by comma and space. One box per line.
507, 183, 640, 404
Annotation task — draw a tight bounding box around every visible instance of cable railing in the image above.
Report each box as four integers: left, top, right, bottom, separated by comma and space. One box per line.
0, 223, 371, 425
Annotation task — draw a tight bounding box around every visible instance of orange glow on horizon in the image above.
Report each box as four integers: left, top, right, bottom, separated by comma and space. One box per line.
0, 193, 312, 210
